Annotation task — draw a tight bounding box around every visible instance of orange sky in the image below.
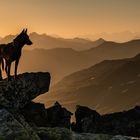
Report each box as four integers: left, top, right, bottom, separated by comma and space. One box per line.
0, 0, 140, 37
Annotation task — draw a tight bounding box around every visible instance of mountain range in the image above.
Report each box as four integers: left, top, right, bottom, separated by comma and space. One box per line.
35, 54, 140, 115
1, 33, 140, 84
18, 38, 140, 83
0, 32, 105, 51
80, 31, 140, 42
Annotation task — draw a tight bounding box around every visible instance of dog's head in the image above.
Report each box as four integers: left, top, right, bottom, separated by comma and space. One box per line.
15, 29, 32, 46
19, 29, 32, 45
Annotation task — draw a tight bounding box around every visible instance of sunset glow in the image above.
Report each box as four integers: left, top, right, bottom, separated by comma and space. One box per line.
0, 0, 140, 37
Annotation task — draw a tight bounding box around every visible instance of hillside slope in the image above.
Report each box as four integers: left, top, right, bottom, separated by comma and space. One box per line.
36, 54, 140, 114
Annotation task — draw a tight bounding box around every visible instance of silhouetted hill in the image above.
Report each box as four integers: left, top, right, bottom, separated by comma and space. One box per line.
0, 32, 105, 51
36, 54, 140, 114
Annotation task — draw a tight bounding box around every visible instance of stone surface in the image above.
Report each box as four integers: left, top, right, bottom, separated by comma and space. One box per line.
35, 127, 137, 140
72, 105, 140, 137
72, 133, 133, 140
0, 72, 51, 140
21, 101, 73, 129
0, 72, 50, 110
0, 107, 40, 140
46, 101, 73, 128
35, 127, 72, 140
21, 101, 48, 127
72, 105, 100, 132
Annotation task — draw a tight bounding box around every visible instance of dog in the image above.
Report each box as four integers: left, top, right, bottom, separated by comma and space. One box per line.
0, 29, 32, 80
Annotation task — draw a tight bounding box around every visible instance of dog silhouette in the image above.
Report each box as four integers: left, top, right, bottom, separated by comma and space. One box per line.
0, 29, 32, 80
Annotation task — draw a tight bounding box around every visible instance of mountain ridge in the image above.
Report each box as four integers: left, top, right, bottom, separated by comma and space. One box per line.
0, 32, 105, 51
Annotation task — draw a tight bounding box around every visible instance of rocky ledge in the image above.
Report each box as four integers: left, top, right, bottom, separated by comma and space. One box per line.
0, 72, 50, 140
0, 72, 50, 110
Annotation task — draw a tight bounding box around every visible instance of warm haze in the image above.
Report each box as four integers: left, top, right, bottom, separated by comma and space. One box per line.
0, 0, 140, 41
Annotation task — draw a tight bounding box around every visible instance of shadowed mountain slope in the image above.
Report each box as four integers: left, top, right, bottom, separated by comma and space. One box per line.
36, 54, 140, 114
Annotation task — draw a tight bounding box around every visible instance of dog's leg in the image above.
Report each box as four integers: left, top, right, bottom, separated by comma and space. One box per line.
0, 57, 3, 80
0, 69, 2, 80
5, 60, 8, 76
7, 61, 11, 81
14, 58, 19, 79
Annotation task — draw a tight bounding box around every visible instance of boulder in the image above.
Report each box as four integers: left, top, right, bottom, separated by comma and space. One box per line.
72, 105, 140, 137
21, 101, 73, 129
73, 105, 100, 132
0, 107, 40, 140
46, 101, 73, 128
0, 72, 51, 140
0, 72, 50, 110
21, 101, 48, 127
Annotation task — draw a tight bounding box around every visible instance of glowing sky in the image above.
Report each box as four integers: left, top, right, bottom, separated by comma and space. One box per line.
0, 0, 140, 37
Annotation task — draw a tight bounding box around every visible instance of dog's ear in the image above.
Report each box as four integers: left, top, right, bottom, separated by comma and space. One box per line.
21, 29, 25, 34
25, 28, 27, 33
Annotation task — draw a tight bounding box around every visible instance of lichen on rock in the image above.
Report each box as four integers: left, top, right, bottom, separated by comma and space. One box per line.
0, 72, 50, 110
0, 72, 51, 140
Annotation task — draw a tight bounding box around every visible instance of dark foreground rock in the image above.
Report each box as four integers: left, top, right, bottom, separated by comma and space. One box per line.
35, 127, 136, 140
46, 101, 73, 128
35, 127, 72, 140
0, 72, 50, 140
21, 101, 73, 129
72, 105, 101, 132
72, 105, 140, 137
20, 102, 48, 127
0, 107, 40, 140
0, 72, 50, 110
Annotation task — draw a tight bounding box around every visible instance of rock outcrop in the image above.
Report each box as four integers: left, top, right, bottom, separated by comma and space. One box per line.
72, 105, 140, 137
0, 72, 50, 110
21, 101, 73, 129
20, 102, 48, 127
72, 105, 100, 132
0, 72, 50, 140
0, 107, 40, 140
35, 127, 136, 140
46, 101, 73, 128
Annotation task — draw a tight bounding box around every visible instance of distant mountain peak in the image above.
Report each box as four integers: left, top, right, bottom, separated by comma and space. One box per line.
30, 32, 39, 36
97, 38, 105, 42
30, 32, 47, 37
